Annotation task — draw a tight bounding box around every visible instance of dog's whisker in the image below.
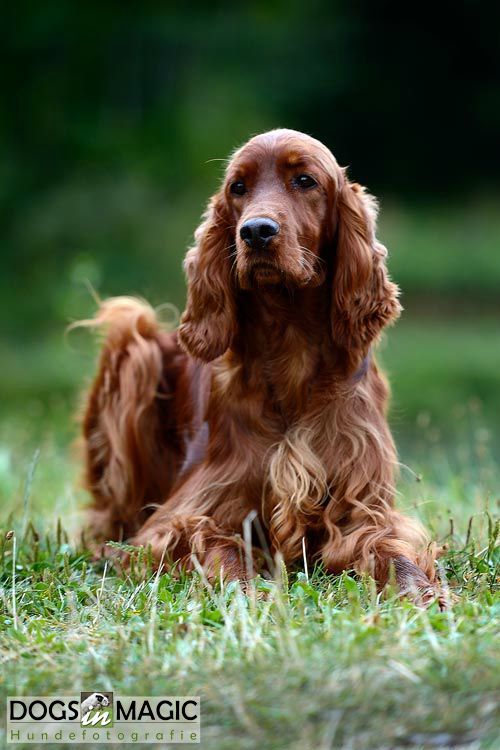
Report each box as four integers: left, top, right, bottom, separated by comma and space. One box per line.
204, 157, 230, 164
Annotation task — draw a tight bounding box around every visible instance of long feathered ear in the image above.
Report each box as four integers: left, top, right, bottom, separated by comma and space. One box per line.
178, 192, 237, 361
331, 178, 401, 358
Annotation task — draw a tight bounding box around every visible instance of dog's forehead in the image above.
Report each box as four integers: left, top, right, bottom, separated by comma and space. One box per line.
229, 129, 339, 178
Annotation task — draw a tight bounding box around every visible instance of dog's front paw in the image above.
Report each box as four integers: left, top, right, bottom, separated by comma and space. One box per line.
393, 555, 448, 609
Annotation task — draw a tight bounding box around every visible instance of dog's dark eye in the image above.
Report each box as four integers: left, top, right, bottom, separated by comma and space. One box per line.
230, 180, 247, 196
294, 174, 317, 190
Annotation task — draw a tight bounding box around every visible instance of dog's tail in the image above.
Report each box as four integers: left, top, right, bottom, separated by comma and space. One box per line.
75, 295, 162, 347
73, 297, 178, 542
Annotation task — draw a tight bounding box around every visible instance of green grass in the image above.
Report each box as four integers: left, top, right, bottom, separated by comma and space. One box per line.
381, 199, 500, 301
0, 414, 498, 750
382, 315, 500, 450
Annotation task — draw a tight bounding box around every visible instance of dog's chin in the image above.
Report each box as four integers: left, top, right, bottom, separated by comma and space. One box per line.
238, 263, 322, 291
238, 262, 283, 289
251, 263, 284, 286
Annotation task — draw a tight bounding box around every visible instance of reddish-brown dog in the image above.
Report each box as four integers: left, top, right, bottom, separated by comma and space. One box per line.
81, 129, 439, 602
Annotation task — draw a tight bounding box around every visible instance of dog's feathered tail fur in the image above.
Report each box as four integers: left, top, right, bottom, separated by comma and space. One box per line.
75, 297, 181, 541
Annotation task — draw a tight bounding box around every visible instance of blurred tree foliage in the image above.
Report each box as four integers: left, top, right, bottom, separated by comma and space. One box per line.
1, 1, 499, 340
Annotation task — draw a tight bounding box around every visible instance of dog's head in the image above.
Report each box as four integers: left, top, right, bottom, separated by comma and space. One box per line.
179, 129, 401, 361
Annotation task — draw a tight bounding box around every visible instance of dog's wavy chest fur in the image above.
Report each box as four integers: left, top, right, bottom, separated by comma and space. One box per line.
209, 342, 357, 561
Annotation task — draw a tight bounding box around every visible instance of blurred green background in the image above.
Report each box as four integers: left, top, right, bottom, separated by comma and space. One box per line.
1, 1, 499, 469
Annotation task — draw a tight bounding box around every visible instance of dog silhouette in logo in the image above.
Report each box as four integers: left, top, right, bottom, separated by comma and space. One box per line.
81, 693, 109, 720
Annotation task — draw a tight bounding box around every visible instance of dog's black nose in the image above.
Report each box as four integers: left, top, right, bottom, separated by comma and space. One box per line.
240, 217, 280, 249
